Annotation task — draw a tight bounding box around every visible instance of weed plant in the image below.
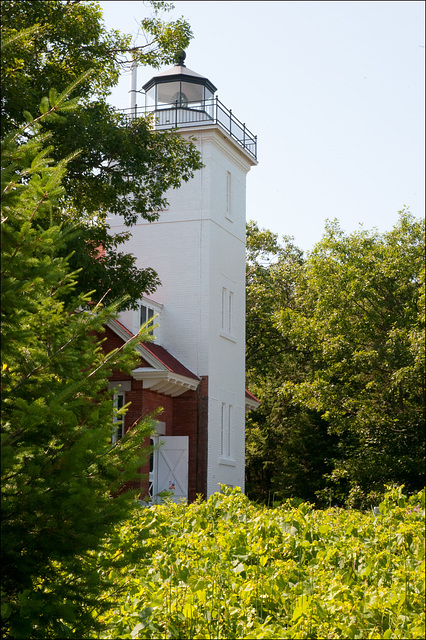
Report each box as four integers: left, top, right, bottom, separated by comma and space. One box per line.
96, 486, 425, 639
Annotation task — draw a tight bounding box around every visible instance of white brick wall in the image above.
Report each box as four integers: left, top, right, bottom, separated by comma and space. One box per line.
109, 126, 255, 496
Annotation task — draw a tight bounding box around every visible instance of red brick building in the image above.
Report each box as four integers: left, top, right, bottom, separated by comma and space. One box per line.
104, 319, 258, 503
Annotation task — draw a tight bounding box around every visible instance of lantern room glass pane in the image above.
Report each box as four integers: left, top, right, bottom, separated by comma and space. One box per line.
204, 87, 214, 117
204, 87, 214, 102
157, 82, 180, 105
146, 87, 155, 107
181, 81, 204, 105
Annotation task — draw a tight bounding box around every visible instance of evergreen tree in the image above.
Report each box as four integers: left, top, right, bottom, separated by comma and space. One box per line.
1, 77, 154, 638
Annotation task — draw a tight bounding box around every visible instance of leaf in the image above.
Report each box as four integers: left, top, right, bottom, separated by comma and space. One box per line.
182, 602, 196, 618
291, 595, 311, 621
48, 88, 59, 107
318, 524, 331, 534
314, 600, 328, 621
1, 603, 12, 619
39, 96, 49, 115
131, 622, 145, 637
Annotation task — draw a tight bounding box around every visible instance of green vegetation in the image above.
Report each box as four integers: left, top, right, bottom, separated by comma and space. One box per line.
1, 0, 202, 310
1, 2, 199, 636
2, 3, 424, 638
245, 214, 425, 508
96, 486, 424, 639
0, 77, 156, 638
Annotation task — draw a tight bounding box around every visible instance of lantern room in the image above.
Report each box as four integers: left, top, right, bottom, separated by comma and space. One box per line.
126, 51, 257, 160
142, 51, 217, 110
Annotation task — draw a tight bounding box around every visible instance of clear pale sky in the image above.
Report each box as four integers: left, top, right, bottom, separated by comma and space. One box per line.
98, 0, 425, 253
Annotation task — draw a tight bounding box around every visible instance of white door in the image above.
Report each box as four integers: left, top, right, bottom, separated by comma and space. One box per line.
150, 436, 188, 503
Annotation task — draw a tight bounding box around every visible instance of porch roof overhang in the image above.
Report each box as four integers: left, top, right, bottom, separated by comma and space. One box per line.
245, 390, 261, 412
106, 319, 200, 397
131, 367, 199, 397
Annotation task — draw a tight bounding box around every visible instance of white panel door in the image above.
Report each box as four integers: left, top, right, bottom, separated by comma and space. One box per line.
156, 436, 188, 503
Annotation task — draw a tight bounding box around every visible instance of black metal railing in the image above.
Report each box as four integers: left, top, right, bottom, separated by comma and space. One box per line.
120, 97, 257, 161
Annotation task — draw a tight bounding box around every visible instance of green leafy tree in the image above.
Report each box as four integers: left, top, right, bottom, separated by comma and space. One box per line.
1, 0, 203, 310
245, 222, 338, 504
1, 79, 154, 638
245, 215, 424, 507
276, 211, 425, 506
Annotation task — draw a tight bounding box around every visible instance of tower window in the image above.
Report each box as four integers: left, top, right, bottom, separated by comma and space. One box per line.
220, 401, 232, 458
221, 287, 234, 335
140, 304, 154, 335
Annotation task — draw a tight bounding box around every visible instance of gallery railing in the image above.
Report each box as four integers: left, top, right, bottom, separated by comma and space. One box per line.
120, 97, 257, 161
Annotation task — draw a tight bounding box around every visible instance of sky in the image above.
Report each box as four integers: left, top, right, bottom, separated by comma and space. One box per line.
98, 0, 425, 253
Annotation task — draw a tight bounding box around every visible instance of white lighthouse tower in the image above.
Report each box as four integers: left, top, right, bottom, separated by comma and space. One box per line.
111, 53, 257, 498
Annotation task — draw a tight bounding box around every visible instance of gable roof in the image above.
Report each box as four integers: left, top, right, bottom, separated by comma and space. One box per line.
108, 319, 260, 405
106, 319, 200, 397
140, 341, 200, 381
245, 389, 259, 402
108, 319, 198, 379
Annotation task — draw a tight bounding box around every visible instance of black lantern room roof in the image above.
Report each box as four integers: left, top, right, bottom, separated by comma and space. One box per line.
142, 51, 217, 95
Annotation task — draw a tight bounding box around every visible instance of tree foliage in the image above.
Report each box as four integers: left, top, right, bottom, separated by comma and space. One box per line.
245, 214, 425, 507
1, 42, 155, 640
245, 222, 338, 505
278, 211, 425, 506
1, 0, 203, 310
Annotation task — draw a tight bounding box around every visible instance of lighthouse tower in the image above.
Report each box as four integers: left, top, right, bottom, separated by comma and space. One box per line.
109, 53, 257, 499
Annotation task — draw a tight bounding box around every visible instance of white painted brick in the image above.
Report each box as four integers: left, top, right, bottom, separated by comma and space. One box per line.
110, 126, 254, 497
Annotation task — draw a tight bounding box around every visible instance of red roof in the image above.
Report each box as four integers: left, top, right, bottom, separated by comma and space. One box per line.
140, 341, 199, 381
245, 389, 260, 403
109, 319, 199, 381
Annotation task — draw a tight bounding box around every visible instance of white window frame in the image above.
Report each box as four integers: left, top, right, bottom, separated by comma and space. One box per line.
140, 303, 155, 336
139, 297, 163, 341
149, 422, 166, 499
112, 391, 125, 444
219, 390, 236, 463
220, 286, 235, 340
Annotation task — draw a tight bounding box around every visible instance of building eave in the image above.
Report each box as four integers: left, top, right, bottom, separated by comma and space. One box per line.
132, 368, 199, 397
167, 124, 258, 167
245, 389, 261, 412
